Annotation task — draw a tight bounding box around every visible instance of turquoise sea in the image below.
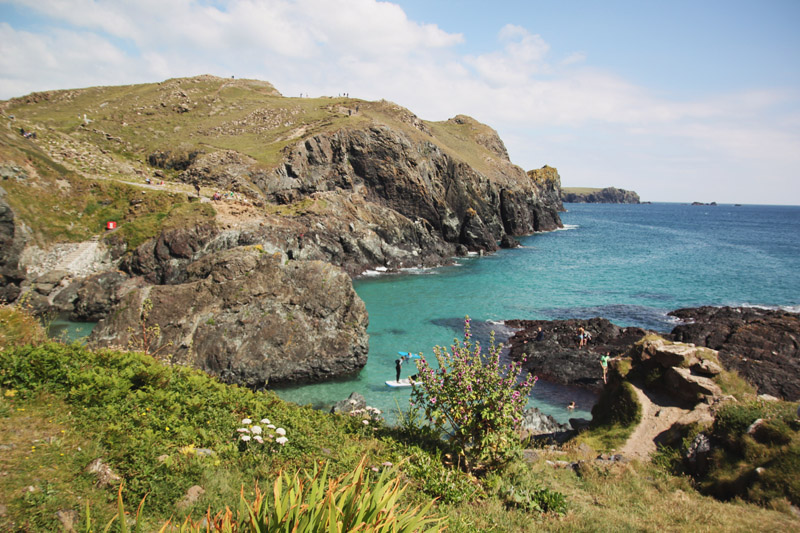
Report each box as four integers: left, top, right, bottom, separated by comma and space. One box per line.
274, 203, 800, 424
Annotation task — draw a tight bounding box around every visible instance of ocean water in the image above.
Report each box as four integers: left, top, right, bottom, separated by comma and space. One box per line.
275, 203, 800, 424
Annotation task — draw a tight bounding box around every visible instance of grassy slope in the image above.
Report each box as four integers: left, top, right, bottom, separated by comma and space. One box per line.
3, 76, 503, 175
1, 310, 798, 532
561, 187, 602, 195
2, 76, 513, 251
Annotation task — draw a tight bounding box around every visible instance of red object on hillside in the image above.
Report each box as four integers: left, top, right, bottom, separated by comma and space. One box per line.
106, 221, 117, 230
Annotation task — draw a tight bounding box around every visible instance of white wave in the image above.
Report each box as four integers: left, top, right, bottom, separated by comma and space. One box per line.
736, 303, 800, 314
559, 224, 580, 231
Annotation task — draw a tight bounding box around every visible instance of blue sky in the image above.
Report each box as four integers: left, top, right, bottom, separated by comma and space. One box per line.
1, 0, 799, 204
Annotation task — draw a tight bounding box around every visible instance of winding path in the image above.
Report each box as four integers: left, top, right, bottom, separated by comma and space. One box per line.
619, 382, 713, 461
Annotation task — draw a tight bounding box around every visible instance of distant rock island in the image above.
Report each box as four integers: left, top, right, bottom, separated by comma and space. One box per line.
562, 187, 640, 204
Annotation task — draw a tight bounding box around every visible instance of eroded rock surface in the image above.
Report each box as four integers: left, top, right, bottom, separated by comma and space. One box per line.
90, 247, 369, 387
670, 306, 800, 400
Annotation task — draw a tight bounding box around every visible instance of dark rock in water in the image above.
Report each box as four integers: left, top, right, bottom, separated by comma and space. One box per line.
499, 234, 521, 249
669, 306, 800, 401
506, 317, 650, 391
520, 407, 571, 435
331, 392, 367, 415
90, 247, 369, 387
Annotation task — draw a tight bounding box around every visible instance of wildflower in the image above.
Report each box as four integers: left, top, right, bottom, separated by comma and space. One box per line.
260, 418, 270, 425
266, 424, 276, 429
251, 425, 263, 435
241, 418, 252, 425
362, 420, 369, 425
254, 436, 264, 444
241, 435, 251, 442
382, 461, 393, 467
275, 436, 288, 445
276, 427, 286, 436
237, 427, 250, 433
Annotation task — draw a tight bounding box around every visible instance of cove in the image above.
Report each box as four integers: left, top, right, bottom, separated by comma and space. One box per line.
275, 203, 800, 424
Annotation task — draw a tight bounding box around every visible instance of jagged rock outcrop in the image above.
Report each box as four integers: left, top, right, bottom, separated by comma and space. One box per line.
0, 185, 28, 303
89, 247, 369, 387
629, 337, 723, 404
121, 222, 220, 285
506, 318, 651, 391
247, 125, 562, 250
669, 306, 800, 400
519, 407, 572, 436
562, 187, 640, 204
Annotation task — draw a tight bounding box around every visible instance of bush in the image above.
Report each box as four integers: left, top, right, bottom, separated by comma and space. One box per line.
590, 381, 642, 428
95, 458, 447, 532
410, 316, 536, 472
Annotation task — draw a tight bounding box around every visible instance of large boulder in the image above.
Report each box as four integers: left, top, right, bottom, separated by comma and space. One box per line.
519, 407, 572, 436
670, 306, 800, 400
90, 247, 369, 387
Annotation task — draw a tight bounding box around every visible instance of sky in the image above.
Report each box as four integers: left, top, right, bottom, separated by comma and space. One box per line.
1, 0, 799, 205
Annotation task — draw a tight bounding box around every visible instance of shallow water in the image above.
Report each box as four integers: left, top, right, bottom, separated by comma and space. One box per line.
275, 203, 800, 424
51, 203, 800, 425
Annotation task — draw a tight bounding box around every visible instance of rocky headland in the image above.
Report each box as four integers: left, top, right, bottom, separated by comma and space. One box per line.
0, 75, 565, 387
561, 186, 640, 204
505, 317, 651, 391
669, 306, 800, 401
506, 306, 800, 402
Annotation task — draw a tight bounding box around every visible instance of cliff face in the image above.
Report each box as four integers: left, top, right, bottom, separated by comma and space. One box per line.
0, 185, 28, 303
1, 75, 565, 386
562, 187, 640, 204
90, 247, 369, 387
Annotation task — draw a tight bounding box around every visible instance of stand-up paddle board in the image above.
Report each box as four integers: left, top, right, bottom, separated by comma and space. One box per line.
385, 379, 417, 387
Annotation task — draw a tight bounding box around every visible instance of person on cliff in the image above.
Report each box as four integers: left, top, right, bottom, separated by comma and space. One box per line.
600, 352, 611, 384
536, 327, 544, 341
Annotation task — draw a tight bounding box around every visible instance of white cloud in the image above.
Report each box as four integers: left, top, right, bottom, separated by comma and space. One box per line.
0, 0, 798, 204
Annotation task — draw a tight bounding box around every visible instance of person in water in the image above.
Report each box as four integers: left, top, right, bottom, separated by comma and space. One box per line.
567, 401, 576, 410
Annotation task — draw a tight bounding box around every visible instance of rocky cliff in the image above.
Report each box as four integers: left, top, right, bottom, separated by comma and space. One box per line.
561, 187, 640, 204
0, 75, 564, 386
89, 247, 369, 387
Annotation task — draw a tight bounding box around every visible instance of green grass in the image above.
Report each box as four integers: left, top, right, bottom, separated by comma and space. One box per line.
1, 308, 798, 531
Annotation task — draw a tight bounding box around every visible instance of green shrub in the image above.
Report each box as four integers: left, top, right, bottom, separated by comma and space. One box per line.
591, 381, 642, 428
411, 316, 536, 473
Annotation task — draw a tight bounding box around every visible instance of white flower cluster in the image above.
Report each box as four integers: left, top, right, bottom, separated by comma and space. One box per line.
237, 417, 289, 447
349, 405, 383, 426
